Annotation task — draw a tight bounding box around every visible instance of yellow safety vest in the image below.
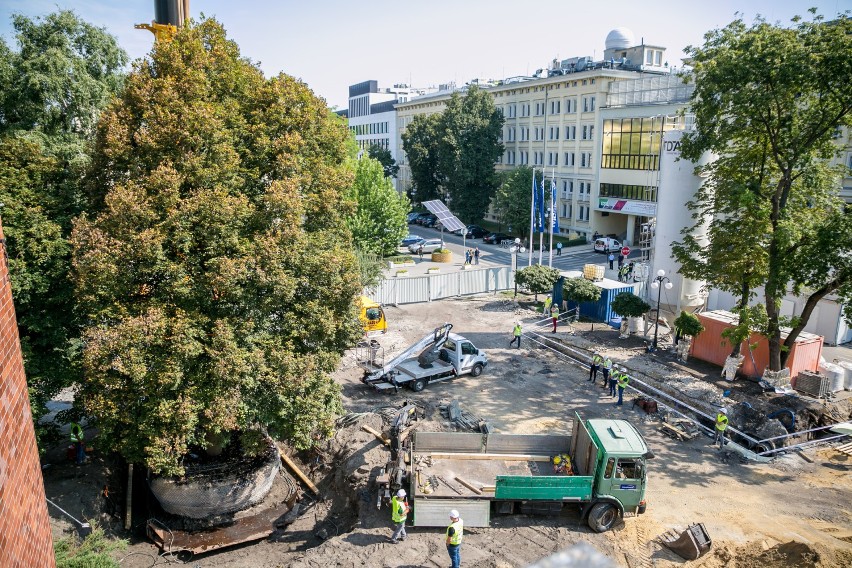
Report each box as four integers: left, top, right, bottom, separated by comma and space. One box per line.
391, 496, 407, 523
551, 307, 560, 318
617, 373, 629, 388
592, 355, 602, 365
544, 298, 552, 309
513, 324, 522, 337
603, 358, 612, 370
716, 414, 728, 432
70, 423, 84, 443
446, 520, 463, 545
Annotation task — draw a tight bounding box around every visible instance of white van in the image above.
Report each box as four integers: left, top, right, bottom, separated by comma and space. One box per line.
593, 238, 622, 253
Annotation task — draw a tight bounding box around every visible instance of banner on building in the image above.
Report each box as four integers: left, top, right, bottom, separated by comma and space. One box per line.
597, 198, 657, 216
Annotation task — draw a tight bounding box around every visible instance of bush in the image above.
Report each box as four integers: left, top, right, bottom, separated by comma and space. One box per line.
674, 311, 704, 337
55, 523, 127, 568
610, 292, 651, 318
515, 265, 560, 298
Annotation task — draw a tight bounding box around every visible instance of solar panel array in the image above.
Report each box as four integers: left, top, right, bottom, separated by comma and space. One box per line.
422, 200, 466, 232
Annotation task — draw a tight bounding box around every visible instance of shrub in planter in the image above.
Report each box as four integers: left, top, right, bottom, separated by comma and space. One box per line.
431, 249, 453, 263
396, 270, 409, 277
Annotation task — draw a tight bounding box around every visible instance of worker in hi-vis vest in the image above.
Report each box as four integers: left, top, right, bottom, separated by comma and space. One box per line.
714, 408, 729, 448
446, 509, 463, 568
602, 357, 613, 386
589, 352, 602, 382
615, 369, 630, 406
70, 422, 85, 464
389, 488, 410, 543
509, 321, 522, 348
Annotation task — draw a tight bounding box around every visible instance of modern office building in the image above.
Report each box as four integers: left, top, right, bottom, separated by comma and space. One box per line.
341, 81, 435, 189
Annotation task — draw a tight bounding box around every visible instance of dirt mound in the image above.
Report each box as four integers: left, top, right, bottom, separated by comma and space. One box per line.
700, 540, 852, 568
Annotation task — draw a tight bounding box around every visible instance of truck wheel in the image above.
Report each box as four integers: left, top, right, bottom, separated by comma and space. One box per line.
471, 363, 484, 377
587, 502, 618, 533
410, 379, 427, 392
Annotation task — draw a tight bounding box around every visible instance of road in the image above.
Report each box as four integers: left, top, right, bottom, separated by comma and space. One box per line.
405, 225, 643, 273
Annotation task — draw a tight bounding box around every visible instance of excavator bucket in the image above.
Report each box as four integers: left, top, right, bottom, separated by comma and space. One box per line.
659, 523, 712, 560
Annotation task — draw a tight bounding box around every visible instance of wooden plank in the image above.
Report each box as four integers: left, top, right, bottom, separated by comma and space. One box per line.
455, 476, 483, 495
481, 486, 496, 492
795, 450, 814, 464
279, 451, 319, 495
426, 452, 551, 461
361, 425, 390, 446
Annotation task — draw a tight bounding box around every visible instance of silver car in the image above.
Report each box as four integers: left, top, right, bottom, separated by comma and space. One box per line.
408, 238, 443, 254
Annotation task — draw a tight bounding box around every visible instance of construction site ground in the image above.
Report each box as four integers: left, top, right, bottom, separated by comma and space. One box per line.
43, 294, 852, 567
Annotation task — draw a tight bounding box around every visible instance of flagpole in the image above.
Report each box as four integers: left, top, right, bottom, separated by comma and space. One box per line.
538, 177, 543, 265
548, 168, 555, 267
528, 168, 535, 266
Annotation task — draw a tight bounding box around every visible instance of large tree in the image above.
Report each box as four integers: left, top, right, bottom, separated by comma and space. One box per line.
402, 113, 443, 204
0, 10, 127, 448
439, 86, 504, 222
679, 11, 852, 371
346, 157, 410, 255
493, 166, 537, 236
72, 18, 362, 476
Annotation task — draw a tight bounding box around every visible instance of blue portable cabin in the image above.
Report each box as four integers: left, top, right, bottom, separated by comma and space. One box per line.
554, 271, 638, 326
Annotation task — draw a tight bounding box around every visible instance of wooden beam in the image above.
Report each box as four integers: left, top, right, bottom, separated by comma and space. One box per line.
425, 453, 550, 461
279, 451, 319, 495
361, 425, 390, 446
454, 476, 482, 495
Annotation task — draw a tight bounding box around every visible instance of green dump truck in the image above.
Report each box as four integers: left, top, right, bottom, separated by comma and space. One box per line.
405, 413, 651, 532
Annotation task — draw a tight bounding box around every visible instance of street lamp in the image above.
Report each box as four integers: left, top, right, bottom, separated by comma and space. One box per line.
510, 238, 524, 298
650, 269, 673, 352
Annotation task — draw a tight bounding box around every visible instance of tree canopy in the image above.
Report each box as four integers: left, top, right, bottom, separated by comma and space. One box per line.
677, 11, 852, 370
562, 277, 601, 305
346, 157, 410, 255
367, 144, 399, 178
0, 10, 128, 449
71, 18, 362, 475
515, 264, 559, 300
493, 166, 537, 236
402, 86, 503, 221
610, 292, 650, 318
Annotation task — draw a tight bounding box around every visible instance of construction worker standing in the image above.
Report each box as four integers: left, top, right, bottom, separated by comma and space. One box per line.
543, 294, 552, 315
509, 321, 522, 348
714, 408, 729, 449
446, 509, 463, 568
550, 304, 560, 333
589, 352, 602, 382
70, 422, 85, 464
615, 369, 630, 406
601, 356, 613, 387
609, 366, 620, 398
389, 489, 410, 543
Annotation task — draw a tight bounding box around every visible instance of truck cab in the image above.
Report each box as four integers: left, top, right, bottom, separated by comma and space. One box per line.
584, 418, 650, 530
358, 296, 387, 337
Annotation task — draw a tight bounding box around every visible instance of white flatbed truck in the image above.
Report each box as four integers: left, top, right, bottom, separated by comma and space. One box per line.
358, 324, 488, 392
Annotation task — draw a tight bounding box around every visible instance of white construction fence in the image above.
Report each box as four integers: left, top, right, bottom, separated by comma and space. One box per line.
365, 267, 514, 305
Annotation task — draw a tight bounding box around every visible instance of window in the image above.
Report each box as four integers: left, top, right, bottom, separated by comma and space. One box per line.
578, 205, 585, 220
564, 152, 575, 166
579, 182, 585, 195
646, 51, 654, 65
655, 51, 662, 66
604, 457, 615, 479
616, 459, 642, 479
566, 98, 576, 113
548, 152, 558, 166
565, 125, 576, 140
462, 342, 477, 355
551, 100, 560, 114
599, 183, 657, 202
601, 117, 682, 170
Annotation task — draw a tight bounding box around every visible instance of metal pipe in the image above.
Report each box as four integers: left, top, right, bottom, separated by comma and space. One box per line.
756, 422, 849, 444
757, 433, 849, 456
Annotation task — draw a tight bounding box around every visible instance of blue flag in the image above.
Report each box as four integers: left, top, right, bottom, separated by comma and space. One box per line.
536, 180, 546, 233
551, 180, 560, 233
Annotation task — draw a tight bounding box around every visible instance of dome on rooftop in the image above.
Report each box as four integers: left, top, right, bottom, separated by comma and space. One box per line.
605, 28, 635, 50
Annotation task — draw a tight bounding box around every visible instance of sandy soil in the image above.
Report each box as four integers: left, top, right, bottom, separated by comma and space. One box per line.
44, 293, 852, 567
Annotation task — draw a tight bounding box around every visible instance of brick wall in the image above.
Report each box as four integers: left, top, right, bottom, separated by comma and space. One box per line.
0, 220, 55, 567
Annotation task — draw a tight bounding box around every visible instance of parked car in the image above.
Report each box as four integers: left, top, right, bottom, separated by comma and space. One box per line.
483, 232, 511, 244
464, 225, 489, 239
420, 214, 438, 228
408, 238, 443, 254
411, 213, 431, 225
593, 237, 622, 253
407, 212, 423, 223
401, 234, 423, 247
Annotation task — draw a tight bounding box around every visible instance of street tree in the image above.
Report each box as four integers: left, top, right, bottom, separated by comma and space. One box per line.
562, 277, 601, 330
367, 144, 399, 178
493, 166, 537, 236
679, 11, 852, 371
402, 113, 443, 203
0, 10, 127, 449
346, 157, 410, 256
438, 86, 504, 222
610, 292, 650, 319
72, 18, 362, 476
515, 264, 559, 301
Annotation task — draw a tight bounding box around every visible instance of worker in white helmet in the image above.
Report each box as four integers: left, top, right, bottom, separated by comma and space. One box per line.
714, 408, 729, 449
446, 509, 463, 568
389, 488, 410, 543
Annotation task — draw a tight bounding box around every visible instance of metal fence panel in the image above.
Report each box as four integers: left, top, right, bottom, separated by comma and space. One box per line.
485, 434, 572, 455
366, 267, 514, 306
413, 432, 485, 452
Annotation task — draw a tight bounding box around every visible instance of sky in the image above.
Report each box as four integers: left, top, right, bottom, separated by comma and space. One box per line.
2, 0, 850, 109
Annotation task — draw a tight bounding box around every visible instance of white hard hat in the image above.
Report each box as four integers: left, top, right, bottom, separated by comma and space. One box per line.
397, 489, 406, 497
516, 321, 521, 325
720, 408, 727, 414
449, 509, 460, 519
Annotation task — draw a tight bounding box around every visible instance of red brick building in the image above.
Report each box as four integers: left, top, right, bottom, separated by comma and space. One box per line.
0, 220, 56, 567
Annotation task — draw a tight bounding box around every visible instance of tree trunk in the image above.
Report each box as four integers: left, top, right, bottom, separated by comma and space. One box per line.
765, 287, 783, 372
780, 278, 839, 367
729, 281, 750, 358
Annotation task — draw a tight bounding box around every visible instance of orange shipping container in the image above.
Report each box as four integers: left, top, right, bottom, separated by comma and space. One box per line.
689, 311, 823, 379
